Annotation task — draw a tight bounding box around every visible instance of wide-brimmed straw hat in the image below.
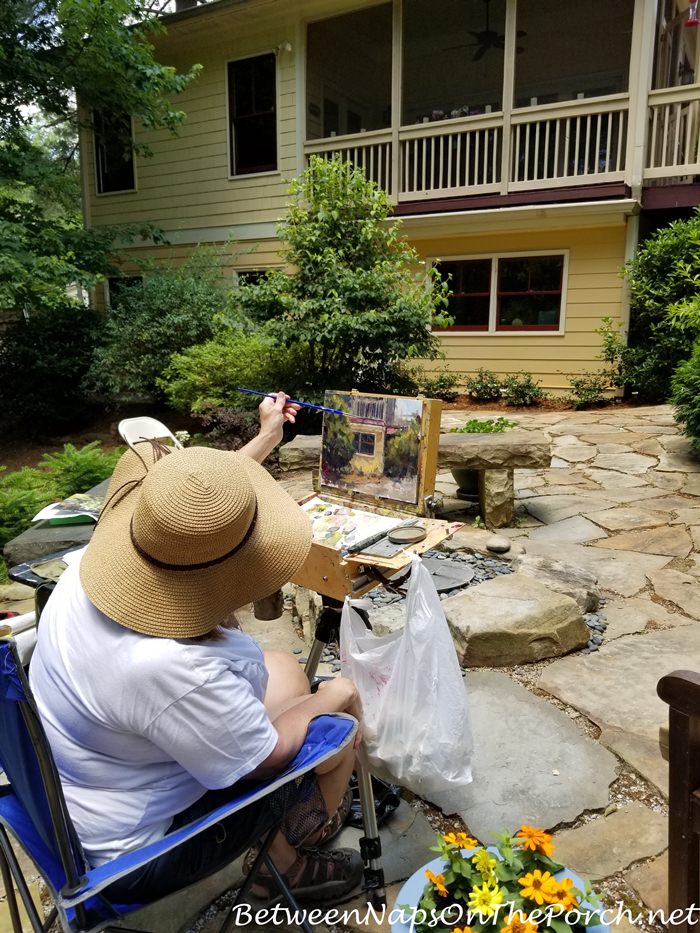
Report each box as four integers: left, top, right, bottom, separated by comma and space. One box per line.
79, 443, 312, 638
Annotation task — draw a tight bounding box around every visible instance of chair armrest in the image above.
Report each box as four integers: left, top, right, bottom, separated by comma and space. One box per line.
657, 670, 700, 716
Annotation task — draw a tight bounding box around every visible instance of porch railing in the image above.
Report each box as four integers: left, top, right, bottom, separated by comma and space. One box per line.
305, 84, 700, 199
646, 85, 700, 181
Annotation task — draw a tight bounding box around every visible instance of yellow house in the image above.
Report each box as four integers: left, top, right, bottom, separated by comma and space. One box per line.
81, 0, 700, 393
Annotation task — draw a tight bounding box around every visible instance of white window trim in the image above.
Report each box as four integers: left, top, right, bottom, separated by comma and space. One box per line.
225, 50, 281, 182
429, 249, 569, 337
93, 112, 138, 197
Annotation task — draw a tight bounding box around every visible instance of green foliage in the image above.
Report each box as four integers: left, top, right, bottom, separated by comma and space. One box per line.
385, 417, 421, 479
450, 417, 516, 434
89, 247, 230, 402
321, 396, 355, 481
0, 303, 105, 434
190, 408, 263, 453
567, 371, 612, 410
671, 342, 700, 458
0, 466, 54, 550
0, 442, 120, 547
419, 367, 462, 401
464, 368, 503, 402
160, 327, 305, 413
40, 442, 121, 499
620, 210, 700, 401
501, 372, 547, 407
231, 156, 451, 396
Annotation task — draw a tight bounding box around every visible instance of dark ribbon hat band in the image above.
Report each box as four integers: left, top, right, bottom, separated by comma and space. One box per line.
129, 503, 259, 572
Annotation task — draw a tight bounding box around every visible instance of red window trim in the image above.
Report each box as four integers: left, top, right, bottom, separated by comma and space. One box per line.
496, 255, 563, 330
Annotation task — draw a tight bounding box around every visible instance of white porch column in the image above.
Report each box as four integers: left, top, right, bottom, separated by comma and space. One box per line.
499, 0, 518, 194
391, 0, 403, 202
625, 0, 658, 196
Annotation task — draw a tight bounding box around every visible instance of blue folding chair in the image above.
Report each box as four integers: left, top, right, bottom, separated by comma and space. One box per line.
0, 638, 357, 933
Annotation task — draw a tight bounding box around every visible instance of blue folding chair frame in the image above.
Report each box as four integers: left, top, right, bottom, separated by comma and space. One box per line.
0, 638, 357, 933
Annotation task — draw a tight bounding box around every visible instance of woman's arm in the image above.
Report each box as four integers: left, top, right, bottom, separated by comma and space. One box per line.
238, 392, 301, 463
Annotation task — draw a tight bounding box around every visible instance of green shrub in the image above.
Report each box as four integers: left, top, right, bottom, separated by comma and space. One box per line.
619, 210, 700, 401
463, 368, 503, 402
567, 371, 612, 410
450, 417, 516, 434
671, 342, 700, 457
40, 441, 122, 499
385, 417, 421, 478
419, 367, 461, 401
159, 330, 307, 414
0, 466, 55, 550
0, 304, 104, 435
193, 407, 266, 453
88, 246, 231, 403
501, 372, 547, 406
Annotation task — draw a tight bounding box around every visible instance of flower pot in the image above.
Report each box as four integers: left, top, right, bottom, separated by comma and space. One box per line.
450, 467, 480, 502
390, 851, 610, 933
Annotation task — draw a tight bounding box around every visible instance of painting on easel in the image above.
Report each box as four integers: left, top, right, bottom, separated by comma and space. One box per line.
320, 391, 424, 505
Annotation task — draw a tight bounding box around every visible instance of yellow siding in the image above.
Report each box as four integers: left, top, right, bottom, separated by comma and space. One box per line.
410, 224, 628, 394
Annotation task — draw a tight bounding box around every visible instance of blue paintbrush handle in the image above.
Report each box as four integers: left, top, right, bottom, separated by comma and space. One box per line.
236, 387, 345, 416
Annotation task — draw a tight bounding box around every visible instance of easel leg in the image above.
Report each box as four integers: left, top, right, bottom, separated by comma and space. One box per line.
303, 596, 387, 908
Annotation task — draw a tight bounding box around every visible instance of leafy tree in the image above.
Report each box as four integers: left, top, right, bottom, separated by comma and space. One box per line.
618, 210, 700, 401
0, 0, 201, 319
671, 341, 700, 457
384, 417, 421, 479
233, 156, 452, 398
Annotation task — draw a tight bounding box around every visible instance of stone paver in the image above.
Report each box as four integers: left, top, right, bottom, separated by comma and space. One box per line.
590, 453, 658, 474
551, 804, 667, 880
538, 625, 700, 793
527, 515, 608, 544
524, 494, 616, 524
583, 507, 669, 532
595, 525, 693, 558
648, 568, 700, 620
601, 596, 695, 640
624, 853, 668, 917
457, 672, 618, 840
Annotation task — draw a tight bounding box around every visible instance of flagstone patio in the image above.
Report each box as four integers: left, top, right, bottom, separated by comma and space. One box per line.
2, 404, 697, 932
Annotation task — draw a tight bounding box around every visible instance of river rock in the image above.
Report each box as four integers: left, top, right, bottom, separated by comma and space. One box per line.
512, 553, 600, 612
443, 574, 589, 666
486, 534, 511, 553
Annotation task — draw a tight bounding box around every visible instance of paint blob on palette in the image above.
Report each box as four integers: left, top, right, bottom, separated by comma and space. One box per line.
301, 497, 402, 551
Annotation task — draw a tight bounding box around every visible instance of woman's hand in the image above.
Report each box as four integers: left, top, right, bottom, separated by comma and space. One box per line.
237, 391, 301, 463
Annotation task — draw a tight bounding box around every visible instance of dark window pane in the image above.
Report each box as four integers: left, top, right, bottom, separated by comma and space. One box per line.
498, 294, 561, 327
94, 111, 135, 194
499, 258, 529, 292
448, 295, 490, 327
229, 54, 277, 175
529, 256, 562, 291
460, 259, 491, 293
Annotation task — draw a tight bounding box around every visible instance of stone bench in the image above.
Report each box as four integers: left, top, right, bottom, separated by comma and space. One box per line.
279, 431, 551, 528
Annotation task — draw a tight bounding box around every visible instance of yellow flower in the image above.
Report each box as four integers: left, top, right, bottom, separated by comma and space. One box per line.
467, 880, 504, 918
518, 870, 558, 905
516, 825, 555, 858
548, 877, 579, 910
501, 913, 539, 933
425, 869, 449, 897
472, 849, 498, 879
443, 832, 479, 849
453, 928, 473, 933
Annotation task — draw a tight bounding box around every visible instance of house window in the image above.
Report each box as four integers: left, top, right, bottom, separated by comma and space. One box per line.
497, 256, 563, 330
106, 275, 143, 309
94, 112, 135, 194
228, 53, 277, 175
353, 432, 376, 456
438, 260, 491, 330
434, 254, 565, 333
233, 269, 268, 286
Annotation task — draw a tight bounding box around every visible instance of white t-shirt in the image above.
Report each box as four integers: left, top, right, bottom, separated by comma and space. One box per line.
29, 551, 277, 866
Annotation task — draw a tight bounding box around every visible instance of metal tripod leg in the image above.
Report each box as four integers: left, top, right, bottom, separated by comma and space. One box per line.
303, 597, 387, 907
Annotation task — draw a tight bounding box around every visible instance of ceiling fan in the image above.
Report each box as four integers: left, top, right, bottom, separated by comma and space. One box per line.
444, 0, 526, 61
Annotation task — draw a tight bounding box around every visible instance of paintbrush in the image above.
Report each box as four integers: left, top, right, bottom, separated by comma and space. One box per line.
236, 387, 346, 416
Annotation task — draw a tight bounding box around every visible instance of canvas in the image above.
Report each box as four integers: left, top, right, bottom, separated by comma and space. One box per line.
320, 392, 425, 505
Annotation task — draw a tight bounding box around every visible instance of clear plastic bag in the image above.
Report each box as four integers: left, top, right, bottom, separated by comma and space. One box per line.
340, 553, 473, 813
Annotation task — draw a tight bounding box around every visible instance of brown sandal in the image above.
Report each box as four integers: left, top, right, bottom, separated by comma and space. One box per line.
300, 786, 353, 848
249, 846, 363, 902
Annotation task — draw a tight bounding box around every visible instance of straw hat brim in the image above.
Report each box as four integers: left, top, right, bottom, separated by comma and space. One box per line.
80, 447, 312, 638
